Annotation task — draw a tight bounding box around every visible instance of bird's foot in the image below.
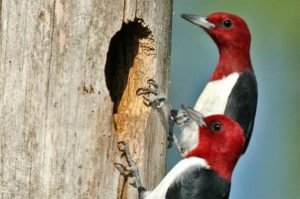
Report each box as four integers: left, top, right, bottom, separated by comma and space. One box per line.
169, 109, 192, 157
170, 109, 190, 127
136, 79, 176, 150
136, 79, 167, 110
167, 118, 176, 148
114, 141, 145, 192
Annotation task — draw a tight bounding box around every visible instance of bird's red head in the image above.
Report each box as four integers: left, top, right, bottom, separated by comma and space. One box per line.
182, 12, 253, 80
185, 114, 245, 180
205, 13, 251, 53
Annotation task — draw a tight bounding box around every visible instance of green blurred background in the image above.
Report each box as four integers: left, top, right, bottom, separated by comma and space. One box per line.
168, 0, 300, 198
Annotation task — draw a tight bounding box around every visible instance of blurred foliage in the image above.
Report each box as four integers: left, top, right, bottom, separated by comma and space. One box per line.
168, 0, 300, 198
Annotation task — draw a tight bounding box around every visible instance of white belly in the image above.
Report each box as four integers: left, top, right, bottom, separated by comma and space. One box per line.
142, 157, 209, 199
194, 73, 239, 116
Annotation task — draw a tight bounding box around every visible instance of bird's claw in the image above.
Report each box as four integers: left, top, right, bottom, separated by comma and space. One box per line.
114, 163, 131, 176
170, 109, 190, 127
137, 79, 178, 150
117, 141, 128, 152
167, 135, 174, 148
115, 141, 143, 189
146, 78, 160, 89
136, 79, 160, 96
136, 79, 167, 109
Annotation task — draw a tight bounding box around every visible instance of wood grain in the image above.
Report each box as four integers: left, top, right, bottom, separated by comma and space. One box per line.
0, 0, 172, 198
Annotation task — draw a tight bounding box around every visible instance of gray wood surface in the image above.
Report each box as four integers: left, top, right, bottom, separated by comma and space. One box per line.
0, 0, 172, 198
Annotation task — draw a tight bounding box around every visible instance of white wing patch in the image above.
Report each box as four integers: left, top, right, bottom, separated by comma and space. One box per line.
194, 73, 239, 116
142, 157, 209, 199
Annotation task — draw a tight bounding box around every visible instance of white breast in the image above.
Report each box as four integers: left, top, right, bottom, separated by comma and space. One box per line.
142, 157, 209, 199
194, 73, 239, 116
178, 121, 199, 156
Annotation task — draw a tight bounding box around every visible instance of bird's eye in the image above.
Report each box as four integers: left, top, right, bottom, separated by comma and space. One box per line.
222, 19, 233, 29
211, 122, 222, 132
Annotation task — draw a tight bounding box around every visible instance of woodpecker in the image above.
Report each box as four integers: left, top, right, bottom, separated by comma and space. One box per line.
181, 13, 258, 153
115, 106, 245, 199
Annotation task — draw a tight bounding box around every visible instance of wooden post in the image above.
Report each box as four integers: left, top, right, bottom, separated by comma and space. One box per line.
0, 0, 172, 198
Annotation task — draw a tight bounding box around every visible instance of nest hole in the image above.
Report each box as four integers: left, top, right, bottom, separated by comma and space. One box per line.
105, 19, 152, 114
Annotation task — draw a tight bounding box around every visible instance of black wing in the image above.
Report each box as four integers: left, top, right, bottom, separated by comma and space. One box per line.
225, 70, 258, 153
166, 167, 230, 199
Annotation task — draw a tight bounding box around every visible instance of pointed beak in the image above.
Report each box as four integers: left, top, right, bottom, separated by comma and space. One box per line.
181, 105, 206, 127
181, 14, 215, 30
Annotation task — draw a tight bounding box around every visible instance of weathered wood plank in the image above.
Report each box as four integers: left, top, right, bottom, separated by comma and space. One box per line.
0, 0, 172, 198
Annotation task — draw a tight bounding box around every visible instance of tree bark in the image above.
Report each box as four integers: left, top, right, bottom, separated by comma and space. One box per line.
0, 0, 172, 198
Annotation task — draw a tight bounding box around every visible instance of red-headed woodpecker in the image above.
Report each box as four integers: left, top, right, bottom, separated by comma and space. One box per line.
115, 106, 245, 199
181, 13, 258, 153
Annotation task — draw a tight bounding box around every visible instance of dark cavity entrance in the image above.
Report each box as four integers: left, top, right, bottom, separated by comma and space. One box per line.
105, 19, 151, 113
